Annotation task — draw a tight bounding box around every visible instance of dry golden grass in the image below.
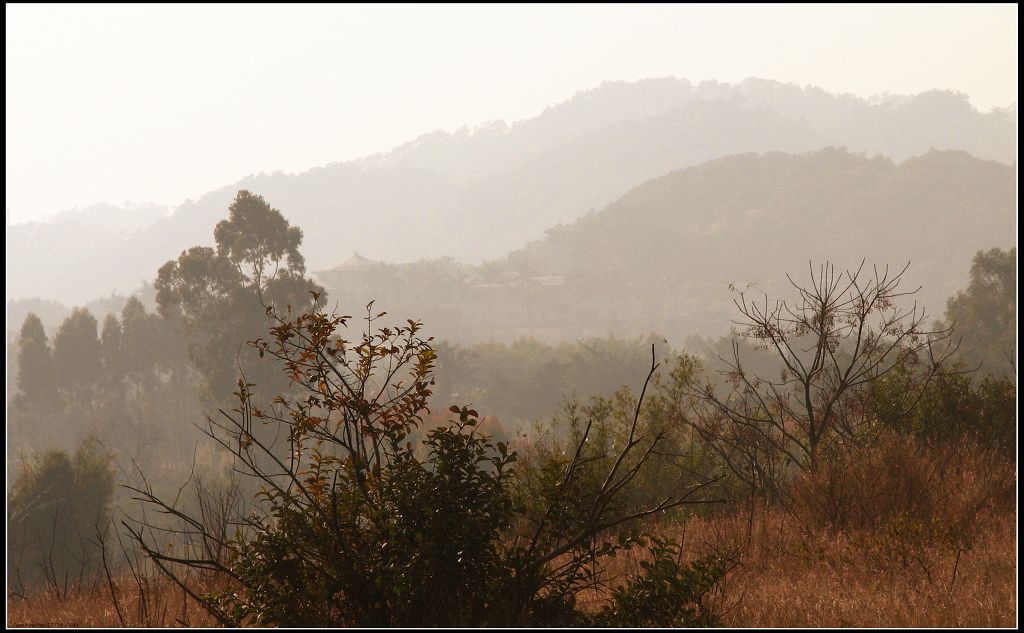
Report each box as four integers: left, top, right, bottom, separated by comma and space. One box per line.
7, 507, 1016, 628
702, 507, 1015, 627
7, 574, 220, 628
575, 436, 1018, 628
569, 506, 1017, 628
8, 435, 1017, 628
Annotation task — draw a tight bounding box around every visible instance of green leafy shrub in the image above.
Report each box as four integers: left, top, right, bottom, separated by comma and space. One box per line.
8, 438, 115, 594
601, 536, 726, 627
219, 406, 517, 627
868, 361, 1016, 455
126, 300, 725, 627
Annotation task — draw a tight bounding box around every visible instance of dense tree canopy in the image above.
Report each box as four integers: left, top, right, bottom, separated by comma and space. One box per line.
8, 439, 115, 590
52, 308, 103, 407
944, 247, 1016, 378
15, 313, 60, 413
214, 189, 306, 291
155, 190, 324, 403
100, 314, 125, 389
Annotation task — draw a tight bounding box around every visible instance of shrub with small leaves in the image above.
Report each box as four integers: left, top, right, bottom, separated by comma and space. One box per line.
126, 298, 726, 627
601, 536, 726, 627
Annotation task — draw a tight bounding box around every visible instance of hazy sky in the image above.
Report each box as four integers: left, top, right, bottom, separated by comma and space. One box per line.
5, 4, 1018, 225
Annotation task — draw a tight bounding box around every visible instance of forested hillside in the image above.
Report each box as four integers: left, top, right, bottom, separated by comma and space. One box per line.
311, 148, 1015, 343
7, 78, 1015, 306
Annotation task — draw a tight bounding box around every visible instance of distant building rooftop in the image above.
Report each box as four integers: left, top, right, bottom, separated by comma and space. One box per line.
317, 252, 382, 274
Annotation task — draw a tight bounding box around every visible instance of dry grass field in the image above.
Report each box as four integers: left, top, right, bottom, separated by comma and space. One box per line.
8, 505, 1015, 628
691, 507, 1013, 627
6, 572, 220, 628
561, 503, 1014, 628
7, 434, 1017, 628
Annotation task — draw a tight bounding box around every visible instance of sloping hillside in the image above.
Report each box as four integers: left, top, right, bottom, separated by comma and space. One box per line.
504, 148, 1015, 338
7, 78, 1015, 305
314, 149, 1015, 343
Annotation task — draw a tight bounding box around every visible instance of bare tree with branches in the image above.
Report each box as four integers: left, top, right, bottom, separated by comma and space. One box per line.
682, 261, 959, 494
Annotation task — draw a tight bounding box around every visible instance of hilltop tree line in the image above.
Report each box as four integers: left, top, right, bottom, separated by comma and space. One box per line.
10, 192, 321, 458
9, 80, 1016, 308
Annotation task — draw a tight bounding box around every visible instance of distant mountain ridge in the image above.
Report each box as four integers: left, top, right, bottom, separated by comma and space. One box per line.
46, 202, 171, 234
9, 149, 1016, 346
503, 148, 1017, 338
6, 77, 1016, 306
301, 148, 1014, 343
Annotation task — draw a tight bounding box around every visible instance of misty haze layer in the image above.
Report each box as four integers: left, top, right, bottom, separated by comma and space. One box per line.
310, 148, 1014, 344
6, 77, 1016, 321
